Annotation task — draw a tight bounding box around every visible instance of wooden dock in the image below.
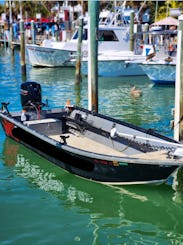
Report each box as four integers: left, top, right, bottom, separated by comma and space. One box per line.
0, 35, 44, 47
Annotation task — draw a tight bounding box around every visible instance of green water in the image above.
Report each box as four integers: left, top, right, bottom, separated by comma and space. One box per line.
0, 48, 183, 245
1, 138, 183, 245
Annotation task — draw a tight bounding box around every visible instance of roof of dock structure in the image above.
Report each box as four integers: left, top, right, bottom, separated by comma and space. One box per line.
151, 16, 179, 26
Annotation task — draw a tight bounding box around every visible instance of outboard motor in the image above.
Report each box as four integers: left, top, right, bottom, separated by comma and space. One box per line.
20, 81, 42, 110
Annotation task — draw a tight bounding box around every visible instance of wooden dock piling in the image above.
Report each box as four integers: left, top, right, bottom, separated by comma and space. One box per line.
31, 20, 35, 44
20, 20, 26, 78
75, 17, 83, 85
129, 11, 134, 52
88, 0, 99, 113
174, 15, 183, 141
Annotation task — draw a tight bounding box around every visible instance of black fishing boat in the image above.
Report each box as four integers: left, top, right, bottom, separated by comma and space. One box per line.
0, 81, 183, 185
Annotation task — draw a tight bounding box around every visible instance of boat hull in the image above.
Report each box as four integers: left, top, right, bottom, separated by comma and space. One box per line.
140, 63, 175, 85
0, 112, 180, 185
26, 45, 75, 67
81, 59, 145, 77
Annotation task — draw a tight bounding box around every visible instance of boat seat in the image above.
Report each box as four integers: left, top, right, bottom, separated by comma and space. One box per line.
24, 118, 60, 126
24, 118, 62, 135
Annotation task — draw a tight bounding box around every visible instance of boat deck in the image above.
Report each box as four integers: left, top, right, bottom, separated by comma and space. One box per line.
50, 133, 127, 157
49, 133, 169, 160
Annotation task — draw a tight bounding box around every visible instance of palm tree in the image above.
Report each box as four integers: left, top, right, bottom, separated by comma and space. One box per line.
157, 0, 183, 20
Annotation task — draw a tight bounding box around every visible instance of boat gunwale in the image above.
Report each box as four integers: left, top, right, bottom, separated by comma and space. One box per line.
26, 44, 77, 53
140, 62, 176, 66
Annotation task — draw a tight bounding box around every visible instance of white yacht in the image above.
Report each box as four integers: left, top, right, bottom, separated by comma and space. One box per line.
26, 6, 133, 67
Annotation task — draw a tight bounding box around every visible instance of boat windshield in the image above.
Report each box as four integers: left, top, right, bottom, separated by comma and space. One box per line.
98, 30, 118, 41
72, 28, 118, 42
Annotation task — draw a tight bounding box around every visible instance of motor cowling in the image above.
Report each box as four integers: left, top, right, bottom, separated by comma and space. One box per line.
20, 81, 42, 109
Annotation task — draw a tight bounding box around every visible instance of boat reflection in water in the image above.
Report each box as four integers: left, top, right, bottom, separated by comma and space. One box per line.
3, 137, 183, 244
3, 137, 93, 205
172, 166, 183, 201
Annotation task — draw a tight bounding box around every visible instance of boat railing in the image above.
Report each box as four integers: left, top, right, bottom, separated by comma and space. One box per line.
134, 29, 177, 57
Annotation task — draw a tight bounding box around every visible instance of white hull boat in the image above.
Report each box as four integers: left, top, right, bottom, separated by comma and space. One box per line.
81, 50, 146, 77
80, 45, 156, 77
26, 44, 76, 67
26, 25, 131, 67
139, 59, 176, 85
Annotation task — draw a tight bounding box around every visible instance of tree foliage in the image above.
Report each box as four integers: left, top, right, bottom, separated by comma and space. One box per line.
0, 1, 182, 23
157, 0, 183, 20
